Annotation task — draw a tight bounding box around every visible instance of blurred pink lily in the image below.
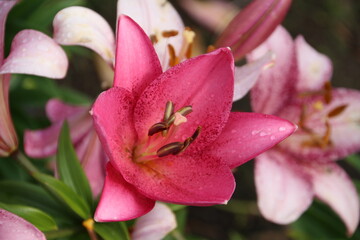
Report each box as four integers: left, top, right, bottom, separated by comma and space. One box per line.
132, 203, 176, 240
0, 1, 67, 157
0, 209, 45, 240
249, 26, 360, 235
24, 99, 106, 196
179, 0, 292, 61
91, 15, 296, 221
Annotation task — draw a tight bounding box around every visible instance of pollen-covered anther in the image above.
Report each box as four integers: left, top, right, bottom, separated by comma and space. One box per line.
162, 30, 179, 38
157, 127, 201, 157
148, 122, 168, 136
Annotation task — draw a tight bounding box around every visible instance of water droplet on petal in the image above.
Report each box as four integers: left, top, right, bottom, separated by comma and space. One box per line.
279, 127, 286, 132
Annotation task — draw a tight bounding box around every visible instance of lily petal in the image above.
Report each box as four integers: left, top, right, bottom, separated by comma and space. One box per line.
279, 88, 360, 161
24, 109, 92, 158
307, 162, 359, 235
255, 150, 313, 224
0, 209, 46, 240
0, 75, 17, 156
216, 0, 292, 61
53, 6, 115, 66
113, 15, 162, 99
178, 0, 239, 34
209, 112, 296, 169
295, 35, 333, 92
248, 26, 296, 115
117, 0, 184, 69
132, 203, 176, 240
233, 51, 274, 102
46, 99, 88, 123
0, 30, 68, 78
0, 0, 18, 62
120, 153, 235, 205
94, 163, 155, 222
76, 131, 106, 197
134, 48, 234, 151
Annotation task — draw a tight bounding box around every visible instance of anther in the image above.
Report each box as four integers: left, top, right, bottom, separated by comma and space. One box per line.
157, 142, 184, 157
162, 30, 179, 38
327, 104, 347, 118
148, 122, 168, 136
150, 34, 158, 44
163, 101, 174, 122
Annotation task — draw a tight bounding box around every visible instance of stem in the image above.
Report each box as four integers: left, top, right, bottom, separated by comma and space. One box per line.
12, 150, 39, 175
171, 230, 186, 240
45, 227, 81, 239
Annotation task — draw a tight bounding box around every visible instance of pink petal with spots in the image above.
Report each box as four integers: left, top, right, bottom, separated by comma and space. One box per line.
76, 131, 106, 197
132, 203, 176, 240
307, 162, 359, 235
216, 0, 292, 61
255, 150, 313, 224
0, 0, 18, 62
233, 51, 274, 102
46, 99, 88, 123
24, 109, 92, 158
94, 163, 155, 222
0, 30, 68, 78
53, 6, 115, 66
117, 0, 184, 70
91, 87, 137, 165
0, 209, 46, 240
114, 15, 162, 99
209, 112, 296, 169
295, 35, 333, 92
118, 152, 235, 205
279, 88, 360, 161
134, 48, 234, 151
249, 26, 296, 115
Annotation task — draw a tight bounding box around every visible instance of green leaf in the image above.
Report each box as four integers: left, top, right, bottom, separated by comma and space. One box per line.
94, 222, 130, 240
33, 172, 91, 220
0, 180, 68, 219
0, 202, 57, 231
57, 122, 93, 208
346, 154, 360, 172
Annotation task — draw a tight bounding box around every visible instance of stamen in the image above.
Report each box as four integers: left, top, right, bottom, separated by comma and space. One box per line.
327, 104, 348, 118
163, 101, 174, 122
178, 28, 195, 61
320, 121, 331, 148
168, 44, 179, 67
148, 122, 168, 136
162, 30, 179, 38
150, 34, 159, 44
157, 142, 184, 157
323, 81, 332, 104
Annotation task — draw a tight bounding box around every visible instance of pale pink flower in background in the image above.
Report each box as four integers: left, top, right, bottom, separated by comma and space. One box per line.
132, 203, 177, 240
249, 26, 360, 235
91, 15, 296, 221
0, 0, 67, 157
0, 209, 45, 240
25, 99, 106, 196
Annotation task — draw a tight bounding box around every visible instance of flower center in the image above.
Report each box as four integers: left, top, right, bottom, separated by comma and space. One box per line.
298, 82, 348, 149
133, 101, 201, 163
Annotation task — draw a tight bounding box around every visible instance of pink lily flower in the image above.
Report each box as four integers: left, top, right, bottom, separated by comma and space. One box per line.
91, 15, 296, 221
0, 0, 67, 157
132, 203, 176, 240
0, 209, 46, 240
179, 0, 292, 61
249, 26, 360, 235
25, 0, 274, 194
